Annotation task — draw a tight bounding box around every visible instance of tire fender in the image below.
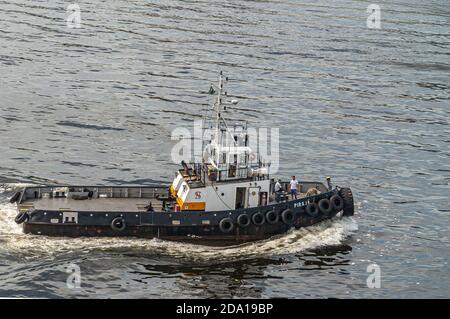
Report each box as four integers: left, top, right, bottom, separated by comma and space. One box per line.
219, 217, 234, 233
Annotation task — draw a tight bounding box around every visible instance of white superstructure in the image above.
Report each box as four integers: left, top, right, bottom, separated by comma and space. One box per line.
170, 72, 271, 211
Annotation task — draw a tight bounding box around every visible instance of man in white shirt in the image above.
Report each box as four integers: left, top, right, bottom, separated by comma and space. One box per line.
290, 176, 299, 200
274, 179, 282, 202
275, 179, 282, 192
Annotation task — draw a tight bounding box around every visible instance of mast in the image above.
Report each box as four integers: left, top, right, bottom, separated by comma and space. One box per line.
201, 72, 225, 170
214, 71, 225, 142
201, 72, 269, 182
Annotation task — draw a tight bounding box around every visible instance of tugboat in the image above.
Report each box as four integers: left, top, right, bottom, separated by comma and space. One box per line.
10, 73, 354, 245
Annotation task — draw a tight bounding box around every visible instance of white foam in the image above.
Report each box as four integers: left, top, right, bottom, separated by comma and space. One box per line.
0, 183, 34, 194
0, 202, 25, 236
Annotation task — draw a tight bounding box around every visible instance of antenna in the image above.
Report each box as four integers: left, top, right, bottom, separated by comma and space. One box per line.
214, 71, 224, 141
211, 72, 242, 149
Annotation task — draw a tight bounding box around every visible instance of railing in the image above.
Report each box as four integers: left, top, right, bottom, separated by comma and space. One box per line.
183, 160, 271, 184
23, 185, 170, 201
272, 181, 328, 194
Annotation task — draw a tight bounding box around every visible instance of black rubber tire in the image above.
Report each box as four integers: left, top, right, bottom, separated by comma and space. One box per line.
251, 212, 265, 226
111, 217, 126, 231
339, 188, 354, 216
281, 209, 295, 225
219, 217, 234, 233
330, 195, 344, 212
305, 202, 319, 217
265, 209, 279, 225
237, 214, 250, 228
15, 211, 29, 224
318, 198, 333, 215
9, 192, 21, 204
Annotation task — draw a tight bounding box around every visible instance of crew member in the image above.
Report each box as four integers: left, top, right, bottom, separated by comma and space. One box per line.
274, 179, 283, 202
290, 176, 299, 200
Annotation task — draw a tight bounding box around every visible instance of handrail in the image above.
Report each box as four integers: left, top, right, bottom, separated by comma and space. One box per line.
18, 187, 27, 204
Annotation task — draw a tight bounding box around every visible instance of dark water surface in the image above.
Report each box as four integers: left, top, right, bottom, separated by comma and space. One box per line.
0, 0, 449, 298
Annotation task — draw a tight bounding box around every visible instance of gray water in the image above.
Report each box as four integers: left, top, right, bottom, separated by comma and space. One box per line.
0, 0, 449, 298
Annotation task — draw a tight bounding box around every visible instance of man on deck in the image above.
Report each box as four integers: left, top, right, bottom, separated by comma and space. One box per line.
274, 179, 283, 202
290, 176, 299, 200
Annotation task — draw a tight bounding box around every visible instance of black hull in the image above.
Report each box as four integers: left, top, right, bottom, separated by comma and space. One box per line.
23, 215, 332, 246
17, 188, 354, 246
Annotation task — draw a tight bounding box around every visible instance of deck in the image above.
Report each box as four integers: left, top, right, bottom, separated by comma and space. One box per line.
23, 197, 163, 212
18, 181, 328, 213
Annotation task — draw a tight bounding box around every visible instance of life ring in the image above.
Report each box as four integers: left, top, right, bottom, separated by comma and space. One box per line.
251, 212, 265, 226
318, 198, 333, 215
111, 217, 126, 231
305, 202, 319, 217
237, 214, 250, 228
330, 195, 344, 211
265, 209, 279, 224
9, 191, 21, 204
219, 217, 234, 233
281, 209, 295, 225
15, 211, 29, 224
